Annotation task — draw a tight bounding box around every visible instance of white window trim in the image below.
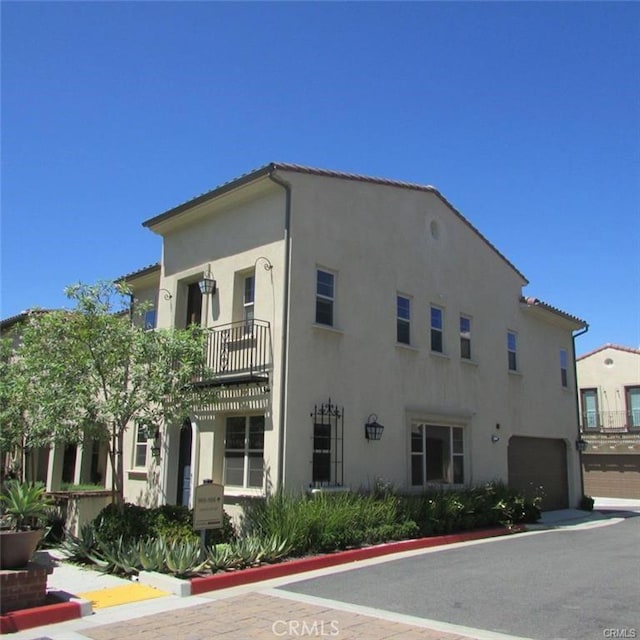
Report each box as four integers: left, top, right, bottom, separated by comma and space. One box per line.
223, 415, 265, 490
409, 421, 465, 488
315, 267, 337, 327
430, 305, 445, 354
507, 330, 518, 372
133, 424, 149, 469
397, 294, 411, 346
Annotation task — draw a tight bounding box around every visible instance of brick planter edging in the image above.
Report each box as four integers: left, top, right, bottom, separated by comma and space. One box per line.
190, 525, 522, 596
0, 600, 82, 634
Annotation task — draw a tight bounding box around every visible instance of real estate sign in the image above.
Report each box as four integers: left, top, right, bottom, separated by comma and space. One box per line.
193, 482, 224, 530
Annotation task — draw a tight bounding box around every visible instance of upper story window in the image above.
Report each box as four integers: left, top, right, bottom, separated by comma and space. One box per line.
144, 309, 156, 330
560, 349, 568, 387
507, 331, 518, 371
316, 269, 335, 326
460, 316, 471, 360
580, 388, 599, 429
430, 306, 444, 353
243, 274, 255, 325
397, 295, 411, 345
626, 386, 640, 429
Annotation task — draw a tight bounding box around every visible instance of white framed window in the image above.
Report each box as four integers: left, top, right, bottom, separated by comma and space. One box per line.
397, 295, 411, 345
507, 331, 518, 371
133, 424, 149, 468
315, 269, 335, 326
460, 315, 471, 360
224, 415, 265, 489
144, 309, 156, 330
560, 349, 568, 387
411, 423, 464, 486
580, 388, 599, 429
430, 306, 444, 353
243, 274, 255, 329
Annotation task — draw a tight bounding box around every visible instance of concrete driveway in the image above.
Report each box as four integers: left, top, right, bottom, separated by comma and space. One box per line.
277, 510, 640, 640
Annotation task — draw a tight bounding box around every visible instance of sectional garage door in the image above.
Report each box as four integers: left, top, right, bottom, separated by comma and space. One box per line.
583, 455, 640, 499
508, 436, 568, 511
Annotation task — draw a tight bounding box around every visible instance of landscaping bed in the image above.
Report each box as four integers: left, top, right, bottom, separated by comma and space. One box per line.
59, 482, 540, 580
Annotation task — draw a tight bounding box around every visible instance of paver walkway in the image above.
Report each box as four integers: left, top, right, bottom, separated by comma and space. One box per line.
81, 592, 476, 640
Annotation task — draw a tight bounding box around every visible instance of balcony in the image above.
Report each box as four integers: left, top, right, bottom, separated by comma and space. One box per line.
580, 410, 640, 434
197, 319, 272, 386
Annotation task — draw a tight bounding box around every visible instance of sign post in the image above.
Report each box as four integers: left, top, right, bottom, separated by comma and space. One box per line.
193, 482, 224, 547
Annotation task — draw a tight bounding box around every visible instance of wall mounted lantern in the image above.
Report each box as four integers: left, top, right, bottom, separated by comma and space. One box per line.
364, 414, 384, 441
198, 266, 217, 296
150, 427, 162, 459
575, 438, 588, 453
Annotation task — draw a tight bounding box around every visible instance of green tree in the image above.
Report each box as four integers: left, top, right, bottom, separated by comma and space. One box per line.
3, 281, 214, 505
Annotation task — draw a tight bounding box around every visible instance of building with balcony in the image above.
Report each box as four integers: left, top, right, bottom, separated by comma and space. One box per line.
577, 344, 640, 498
113, 162, 587, 512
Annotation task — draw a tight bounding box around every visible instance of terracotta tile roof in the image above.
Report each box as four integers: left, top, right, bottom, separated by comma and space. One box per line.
520, 296, 587, 327
577, 343, 640, 361
115, 262, 160, 283
142, 162, 528, 283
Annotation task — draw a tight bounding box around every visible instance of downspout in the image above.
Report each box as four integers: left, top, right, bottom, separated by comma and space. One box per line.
267, 167, 292, 491
572, 323, 589, 502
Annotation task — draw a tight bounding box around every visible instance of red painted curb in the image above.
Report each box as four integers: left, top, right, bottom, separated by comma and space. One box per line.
191, 526, 521, 595
0, 600, 82, 634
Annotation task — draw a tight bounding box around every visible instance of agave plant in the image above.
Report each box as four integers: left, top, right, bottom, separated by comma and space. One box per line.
96, 535, 142, 576
164, 538, 207, 577
205, 543, 236, 572
0, 481, 53, 531
137, 536, 168, 573
59, 522, 105, 565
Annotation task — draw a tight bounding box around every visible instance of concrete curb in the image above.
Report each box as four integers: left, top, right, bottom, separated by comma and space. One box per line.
0, 597, 90, 634
138, 571, 191, 597
191, 526, 520, 595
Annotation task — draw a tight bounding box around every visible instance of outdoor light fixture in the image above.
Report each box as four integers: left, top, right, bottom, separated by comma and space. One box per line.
150, 428, 161, 459
364, 414, 384, 441
575, 438, 588, 453
158, 288, 173, 301
491, 434, 500, 443
198, 267, 217, 296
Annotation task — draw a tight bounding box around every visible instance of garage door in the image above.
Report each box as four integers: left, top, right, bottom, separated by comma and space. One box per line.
508, 436, 568, 510
583, 454, 640, 499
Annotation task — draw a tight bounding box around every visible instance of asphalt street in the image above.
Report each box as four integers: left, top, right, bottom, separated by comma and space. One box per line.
278, 514, 640, 640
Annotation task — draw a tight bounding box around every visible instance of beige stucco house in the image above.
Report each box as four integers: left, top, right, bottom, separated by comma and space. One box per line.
111, 163, 587, 512
577, 344, 640, 498
2, 163, 589, 513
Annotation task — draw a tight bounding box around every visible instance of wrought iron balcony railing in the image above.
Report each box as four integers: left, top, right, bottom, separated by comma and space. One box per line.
199, 319, 271, 385
580, 410, 640, 434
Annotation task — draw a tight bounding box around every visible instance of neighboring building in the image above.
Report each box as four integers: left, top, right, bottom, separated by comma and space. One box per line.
577, 344, 640, 499
2, 163, 589, 512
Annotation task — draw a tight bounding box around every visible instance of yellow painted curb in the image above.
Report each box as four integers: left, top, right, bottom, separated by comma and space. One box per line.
77, 583, 169, 609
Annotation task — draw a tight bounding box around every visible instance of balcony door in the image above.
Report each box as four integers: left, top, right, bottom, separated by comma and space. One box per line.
185, 282, 203, 327
580, 389, 599, 429
626, 386, 640, 428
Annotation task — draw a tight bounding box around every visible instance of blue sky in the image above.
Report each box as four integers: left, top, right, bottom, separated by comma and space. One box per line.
2, 1, 638, 355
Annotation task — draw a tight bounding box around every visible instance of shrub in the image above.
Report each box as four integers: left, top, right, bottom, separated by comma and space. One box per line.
580, 495, 595, 511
